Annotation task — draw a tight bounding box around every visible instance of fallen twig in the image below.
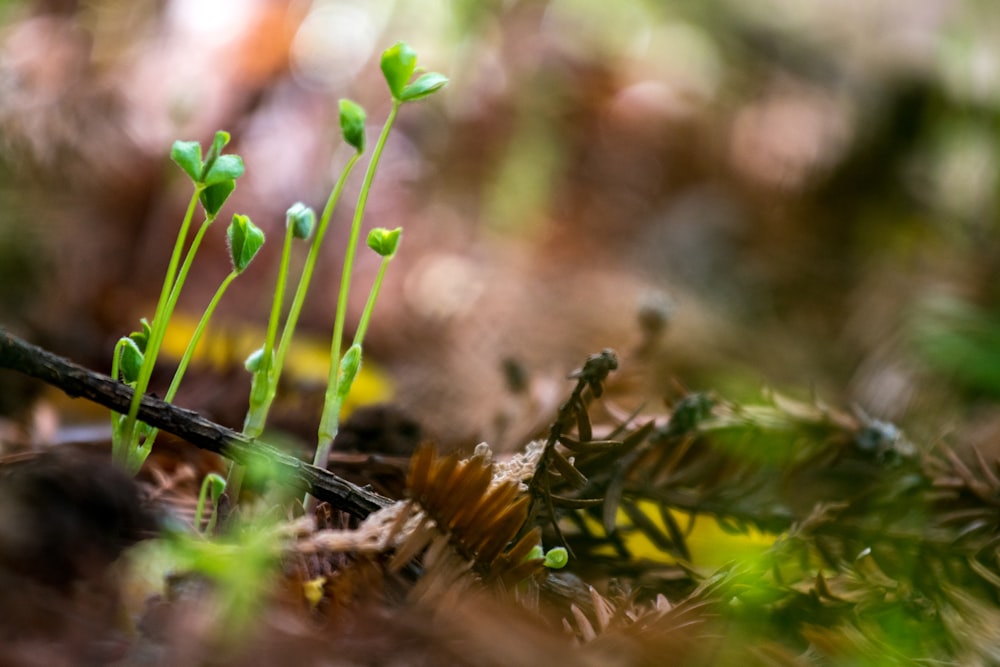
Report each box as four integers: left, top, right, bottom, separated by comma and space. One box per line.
0, 328, 392, 518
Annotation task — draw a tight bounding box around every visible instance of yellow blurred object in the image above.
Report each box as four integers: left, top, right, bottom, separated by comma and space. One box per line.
303, 576, 326, 609
581, 500, 777, 570
157, 312, 393, 415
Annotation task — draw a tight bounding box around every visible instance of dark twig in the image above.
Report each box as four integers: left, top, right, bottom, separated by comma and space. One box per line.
0, 328, 392, 519
528, 348, 618, 548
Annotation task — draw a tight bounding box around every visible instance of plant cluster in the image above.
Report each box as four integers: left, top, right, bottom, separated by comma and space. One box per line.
108, 43, 447, 491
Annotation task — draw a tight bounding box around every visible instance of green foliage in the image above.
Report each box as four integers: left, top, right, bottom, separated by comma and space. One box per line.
380, 42, 418, 100
911, 295, 1000, 397
112, 130, 253, 474
227, 214, 264, 273
400, 72, 449, 101
338, 99, 366, 153
366, 227, 402, 258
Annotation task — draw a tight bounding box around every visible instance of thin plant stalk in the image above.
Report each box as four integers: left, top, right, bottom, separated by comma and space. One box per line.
241, 151, 363, 438
314, 102, 400, 468
353, 253, 392, 346
115, 188, 202, 469
137, 268, 240, 451
242, 226, 294, 439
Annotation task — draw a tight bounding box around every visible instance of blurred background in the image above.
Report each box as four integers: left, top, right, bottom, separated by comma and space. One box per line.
1, 0, 999, 455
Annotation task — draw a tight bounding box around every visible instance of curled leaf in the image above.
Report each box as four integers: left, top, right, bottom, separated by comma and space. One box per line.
336, 343, 363, 402
367, 227, 402, 258
339, 99, 367, 153
118, 337, 144, 384
543, 547, 569, 569
227, 214, 265, 273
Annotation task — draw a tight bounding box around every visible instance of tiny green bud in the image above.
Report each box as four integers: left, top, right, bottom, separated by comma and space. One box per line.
244, 346, 266, 373
227, 214, 265, 273
380, 42, 418, 100
400, 72, 449, 102
171, 140, 203, 183
205, 472, 227, 502
128, 318, 152, 354
339, 99, 366, 153
118, 337, 144, 384
366, 227, 402, 257
286, 202, 316, 240
543, 547, 569, 569
336, 343, 362, 401
525, 545, 544, 562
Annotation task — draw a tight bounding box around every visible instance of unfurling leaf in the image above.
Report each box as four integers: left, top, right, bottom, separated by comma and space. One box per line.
336, 343, 362, 402
227, 214, 265, 273
118, 337, 144, 384
339, 99, 367, 153
367, 227, 402, 258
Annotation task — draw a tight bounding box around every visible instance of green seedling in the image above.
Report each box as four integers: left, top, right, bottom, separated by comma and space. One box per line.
112, 131, 247, 474
313, 42, 447, 476
194, 472, 227, 535
525, 544, 570, 569
111, 42, 446, 499
239, 101, 367, 445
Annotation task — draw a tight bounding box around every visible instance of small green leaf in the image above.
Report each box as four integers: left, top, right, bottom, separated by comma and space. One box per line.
366, 227, 402, 258
336, 343, 362, 402
339, 99, 367, 153
244, 346, 266, 373
380, 42, 418, 100
205, 472, 227, 502
543, 547, 569, 569
400, 72, 449, 102
171, 140, 203, 183
227, 214, 265, 273
119, 337, 144, 384
524, 545, 544, 562
200, 180, 236, 216
286, 202, 316, 240
203, 154, 245, 186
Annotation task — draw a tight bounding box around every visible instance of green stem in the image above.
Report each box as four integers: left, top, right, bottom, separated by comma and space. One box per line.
164, 270, 238, 405
354, 255, 392, 346
242, 227, 294, 439
115, 188, 202, 468
132, 269, 239, 459
123, 214, 215, 473
275, 153, 363, 385
240, 152, 365, 440
315, 100, 400, 469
